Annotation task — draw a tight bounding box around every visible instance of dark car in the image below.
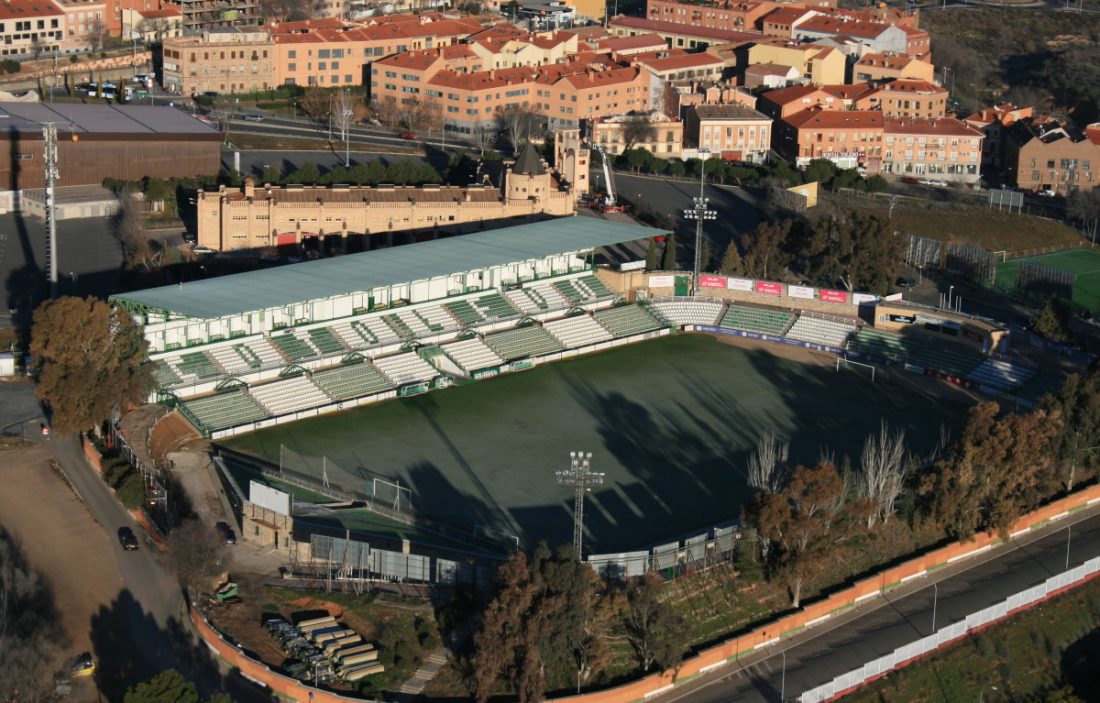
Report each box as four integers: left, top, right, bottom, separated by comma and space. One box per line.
216, 521, 237, 545
901, 176, 919, 185
896, 277, 918, 288
117, 527, 139, 551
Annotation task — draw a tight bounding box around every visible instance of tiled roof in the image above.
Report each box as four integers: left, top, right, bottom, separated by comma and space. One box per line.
761, 6, 813, 26
854, 52, 915, 69
796, 16, 892, 39
596, 33, 667, 51
139, 6, 180, 17
785, 107, 884, 129
373, 50, 441, 70
610, 15, 762, 43
873, 79, 943, 94
692, 104, 769, 120
884, 117, 983, 137
759, 84, 822, 105
636, 52, 723, 72
745, 62, 794, 76
0, 0, 62, 19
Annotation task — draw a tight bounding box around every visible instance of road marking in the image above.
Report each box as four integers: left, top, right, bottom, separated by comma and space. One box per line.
644, 684, 675, 699
754, 637, 780, 650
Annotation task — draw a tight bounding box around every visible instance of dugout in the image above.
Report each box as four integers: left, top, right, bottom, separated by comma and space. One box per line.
872, 302, 1008, 354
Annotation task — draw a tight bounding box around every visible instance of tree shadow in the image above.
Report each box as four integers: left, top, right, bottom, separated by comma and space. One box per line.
1061, 626, 1100, 701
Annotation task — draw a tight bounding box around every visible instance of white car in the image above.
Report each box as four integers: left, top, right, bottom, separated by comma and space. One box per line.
1037, 189, 1057, 198
918, 178, 948, 187
192, 245, 216, 254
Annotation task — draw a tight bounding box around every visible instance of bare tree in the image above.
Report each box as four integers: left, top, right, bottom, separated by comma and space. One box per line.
167, 519, 224, 598
856, 420, 908, 528
496, 105, 540, 152
620, 113, 657, 152
746, 430, 790, 494
112, 193, 159, 271
298, 88, 334, 127
332, 89, 356, 166
471, 122, 495, 155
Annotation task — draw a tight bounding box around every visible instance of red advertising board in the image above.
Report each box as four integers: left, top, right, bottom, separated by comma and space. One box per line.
819, 289, 849, 304
699, 275, 728, 289
276, 233, 297, 246
755, 281, 782, 296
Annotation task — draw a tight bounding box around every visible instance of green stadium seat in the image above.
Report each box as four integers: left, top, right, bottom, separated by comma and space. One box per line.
593, 305, 664, 338
182, 391, 269, 432
444, 300, 485, 327
553, 279, 585, 305
271, 333, 318, 361
312, 362, 395, 401
473, 293, 520, 320
307, 328, 346, 356
719, 305, 795, 336
382, 314, 415, 339
484, 326, 564, 360
575, 275, 613, 299
909, 343, 984, 378
847, 328, 913, 360
176, 351, 222, 380
153, 360, 182, 387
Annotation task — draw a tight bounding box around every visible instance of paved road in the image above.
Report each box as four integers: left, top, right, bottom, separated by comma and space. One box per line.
659, 505, 1100, 703
224, 148, 432, 182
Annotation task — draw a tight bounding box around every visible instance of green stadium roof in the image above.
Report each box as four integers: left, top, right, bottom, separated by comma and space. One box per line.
112, 218, 665, 319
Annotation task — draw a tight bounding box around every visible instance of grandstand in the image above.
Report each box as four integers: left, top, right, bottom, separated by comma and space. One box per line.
967, 357, 1037, 392
649, 299, 725, 327
544, 314, 614, 348
785, 314, 859, 348
594, 305, 665, 337
374, 352, 440, 387
484, 326, 564, 360
719, 305, 795, 336
312, 362, 394, 401
442, 338, 505, 374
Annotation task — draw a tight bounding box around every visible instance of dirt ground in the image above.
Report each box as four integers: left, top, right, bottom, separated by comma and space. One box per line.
0, 444, 124, 701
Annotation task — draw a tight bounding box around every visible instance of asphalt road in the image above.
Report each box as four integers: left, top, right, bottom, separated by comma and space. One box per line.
225, 148, 431, 182
658, 505, 1100, 703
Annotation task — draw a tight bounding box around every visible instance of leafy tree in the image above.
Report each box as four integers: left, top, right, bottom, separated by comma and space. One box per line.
123, 670, 200, 703
865, 174, 889, 193
626, 148, 651, 173
921, 402, 1062, 539
286, 161, 320, 184
718, 241, 744, 276
645, 238, 659, 270
259, 163, 281, 185
620, 114, 657, 152
803, 211, 904, 294
750, 463, 845, 606
167, 519, 224, 597
668, 160, 686, 178
1032, 297, 1073, 343
742, 220, 793, 280
0, 528, 63, 703
1042, 364, 1100, 491
622, 574, 686, 673
803, 158, 838, 187
703, 157, 726, 180
115, 470, 147, 510
31, 297, 152, 435
660, 233, 679, 271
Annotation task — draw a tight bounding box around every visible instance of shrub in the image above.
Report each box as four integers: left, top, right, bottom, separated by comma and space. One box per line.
1, 59, 21, 74
115, 470, 147, 510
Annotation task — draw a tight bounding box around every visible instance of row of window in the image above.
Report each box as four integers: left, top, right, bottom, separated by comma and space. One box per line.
288, 46, 391, 59
1029, 158, 1092, 170
1, 18, 60, 32
190, 49, 268, 61
1028, 170, 1096, 183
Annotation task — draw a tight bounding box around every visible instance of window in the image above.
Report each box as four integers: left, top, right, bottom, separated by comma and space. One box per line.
318, 62, 326, 70
288, 49, 296, 59
345, 74, 352, 83
332, 48, 343, 58
288, 63, 296, 71
318, 49, 330, 58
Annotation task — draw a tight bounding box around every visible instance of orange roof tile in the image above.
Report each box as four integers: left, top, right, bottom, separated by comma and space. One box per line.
0, 0, 63, 19
596, 33, 667, 51
637, 52, 723, 72
884, 117, 983, 137
785, 107, 884, 129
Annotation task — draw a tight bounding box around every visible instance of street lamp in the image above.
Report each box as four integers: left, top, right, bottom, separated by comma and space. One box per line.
682, 149, 716, 294
342, 88, 353, 168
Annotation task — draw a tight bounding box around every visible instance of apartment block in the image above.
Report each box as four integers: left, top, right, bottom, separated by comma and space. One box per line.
1007, 120, 1100, 194
0, 0, 65, 58
853, 51, 934, 83
608, 15, 762, 51
162, 28, 275, 95
882, 116, 983, 184
744, 39, 845, 85
164, 0, 259, 31
964, 103, 1033, 170
780, 107, 884, 171
54, 0, 106, 53
686, 103, 771, 162
645, 0, 780, 32
793, 15, 930, 59
591, 111, 683, 158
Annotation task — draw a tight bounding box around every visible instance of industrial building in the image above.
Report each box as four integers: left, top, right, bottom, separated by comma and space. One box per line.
0, 103, 221, 193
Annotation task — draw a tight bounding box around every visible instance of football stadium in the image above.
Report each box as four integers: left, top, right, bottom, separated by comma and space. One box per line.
112, 218, 1044, 569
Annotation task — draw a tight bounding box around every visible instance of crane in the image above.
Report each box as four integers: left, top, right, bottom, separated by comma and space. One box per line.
590, 143, 627, 213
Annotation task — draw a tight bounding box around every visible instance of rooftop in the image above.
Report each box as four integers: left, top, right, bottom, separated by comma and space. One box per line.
636, 51, 724, 72
692, 103, 768, 120
0, 0, 64, 17
785, 107, 884, 129
610, 15, 762, 43
884, 116, 982, 137
112, 218, 666, 319
0, 104, 221, 137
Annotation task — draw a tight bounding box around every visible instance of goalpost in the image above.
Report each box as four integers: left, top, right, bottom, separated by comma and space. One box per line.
836, 356, 876, 382
993, 250, 1008, 263
372, 477, 413, 513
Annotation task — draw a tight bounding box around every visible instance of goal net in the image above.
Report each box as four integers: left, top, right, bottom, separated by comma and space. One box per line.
836, 356, 876, 382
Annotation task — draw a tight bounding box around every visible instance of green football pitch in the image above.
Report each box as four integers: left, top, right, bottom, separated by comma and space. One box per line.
224, 334, 971, 552
994, 248, 1100, 311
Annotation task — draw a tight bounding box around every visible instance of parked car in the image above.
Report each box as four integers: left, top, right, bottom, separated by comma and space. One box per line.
216, 521, 237, 545
1038, 189, 1057, 198
243, 114, 264, 122
918, 178, 948, 187
896, 276, 918, 289
117, 527, 139, 551
399, 131, 417, 140
901, 176, 919, 185
192, 245, 216, 254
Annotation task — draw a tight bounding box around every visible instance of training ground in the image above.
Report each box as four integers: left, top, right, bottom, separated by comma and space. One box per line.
995, 248, 1100, 311
224, 334, 972, 552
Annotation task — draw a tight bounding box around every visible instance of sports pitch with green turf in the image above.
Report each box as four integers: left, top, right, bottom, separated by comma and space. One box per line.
994, 248, 1100, 311
224, 334, 972, 552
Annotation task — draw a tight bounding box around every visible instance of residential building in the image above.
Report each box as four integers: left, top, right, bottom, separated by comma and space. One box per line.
744, 39, 845, 86
1007, 120, 1100, 194
852, 79, 946, 118
645, 0, 781, 32
0, 0, 65, 58
273, 16, 481, 89
163, 0, 259, 32
779, 106, 884, 170
963, 103, 1033, 170
685, 103, 771, 162
792, 15, 930, 59
608, 15, 762, 51
54, 0, 107, 53
743, 61, 800, 89
595, 32, 668, 57
106, 0, 162, 36
196, 143, 577, 251
635, 51, 725, 84
590, 111, 683, 158
563, 0, 605, 22
554, 128, 589, 197
882, 116, 982, 184
122, 6, 182, 41
161, 28, 275, 95
665, 79, 757, 119
853, 52, 933, 83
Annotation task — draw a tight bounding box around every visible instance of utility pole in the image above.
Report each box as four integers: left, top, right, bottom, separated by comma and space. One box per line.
683, 149, 716, 294
43, 122, 60, 298
556, 451, 604, 559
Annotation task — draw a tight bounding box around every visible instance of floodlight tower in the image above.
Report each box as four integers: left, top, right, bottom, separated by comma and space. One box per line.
43, 122, 60, 298
683, 149, 716, 293
556, 451, 604, 559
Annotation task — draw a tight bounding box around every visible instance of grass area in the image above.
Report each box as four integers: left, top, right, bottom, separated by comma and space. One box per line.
845, 575, 1100, 703
994, 248, 1100, 312
847, 199, 1084, 253
224, 334, 972, 552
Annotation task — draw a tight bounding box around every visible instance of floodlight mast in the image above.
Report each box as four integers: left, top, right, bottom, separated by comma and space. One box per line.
556, 451, 604, 559
682, 150, 717, 294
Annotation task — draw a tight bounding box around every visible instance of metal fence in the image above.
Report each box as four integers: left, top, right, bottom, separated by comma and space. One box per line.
800, 555, 1100, 702
587, 525, 739, 579
304, 533, 491, 592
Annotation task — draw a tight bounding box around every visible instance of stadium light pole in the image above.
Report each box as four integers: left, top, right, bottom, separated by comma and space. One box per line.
684, 149, 716, 295
556, 451, 604, 560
